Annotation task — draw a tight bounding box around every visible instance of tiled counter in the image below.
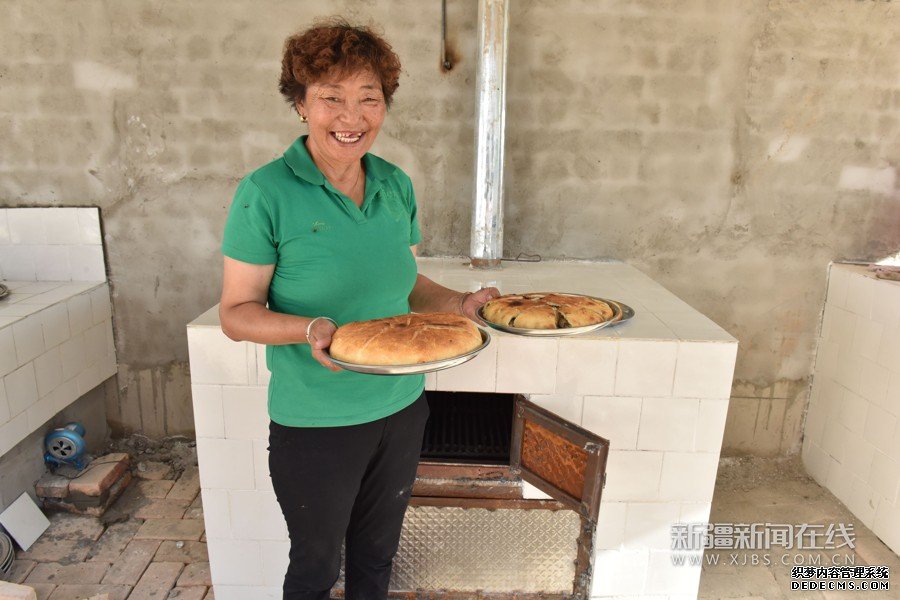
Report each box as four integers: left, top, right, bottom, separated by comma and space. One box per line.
187, 258, 738, 600
802, 263, 900, 556
0, 281, 117, 457
0, 207, 118, 508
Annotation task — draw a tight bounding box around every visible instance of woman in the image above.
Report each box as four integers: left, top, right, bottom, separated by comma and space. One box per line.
219, 19, 499, 600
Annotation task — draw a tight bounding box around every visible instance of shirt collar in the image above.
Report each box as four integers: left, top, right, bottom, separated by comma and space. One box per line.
283, 135, 397, 185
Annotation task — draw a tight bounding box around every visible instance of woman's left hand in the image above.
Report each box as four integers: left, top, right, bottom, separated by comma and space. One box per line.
460, 287, 502, 324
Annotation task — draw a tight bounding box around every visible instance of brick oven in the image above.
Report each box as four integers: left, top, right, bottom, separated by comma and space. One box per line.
187, 257, 738, 599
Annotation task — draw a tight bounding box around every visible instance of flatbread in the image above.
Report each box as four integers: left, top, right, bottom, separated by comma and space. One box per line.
482, 292, 615, 329
329, 312, 482, 365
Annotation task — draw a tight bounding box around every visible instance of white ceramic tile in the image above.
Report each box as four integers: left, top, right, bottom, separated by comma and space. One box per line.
0, 492, 50, 551
603, 450, 664, 502
222, 386, 269, 440
0, 328, 16, 377
67, 293, 93, 335
7, 208, 46, 244
40, 303, 70, 349
645, 549, 702, 596
47, 378, 77, 415
826, 452, 854, 505
0, 380, 9, 424
801, 441, 832, 485
435, 335, 497, 392
197, 438, 255, 490
33, 347, 63, 398
658, 452, 719, 503
0, 211, 9, 244
12, 317, 44, 365
637, 397, 699, 452
230, 491, 287, 540
75, 362, 103, 396
868, 450, 900, 504
852, 318, 884, 361
859, 359, 888, 415
673, 342, 737, 399
876, 324, 900, 373
582, 396, 642, 449
0, 412, 29, 456
200, 489, 232, 539
208, 539, 262, 586
495, 335, 557, 394
678, 502, 713, 526
864, 404, 897, 455
259, 540, 291, 586
191, 384, 225, 438
827, 264, 851, 309
0, 247, 37, 280
83, 322, 107, 362
591, 548, 649, 597
871, 280, 900, 328
555, 339, 617, 395
615, 340, 678, 397
828, 305, 858, 346
838, 389, 868, 435
57, 334, 86, 381
834, 351, 863, 397
43, 207, 81, 245
694, 399, 729, 452
842, 438, 876, 478
256, 344, 270, 386
69, 245, 106, 280
76, 208, 102, 244
188, 329, 251, 385
846, 272, 875, 318
253, 439, 273, 491
528, 393, 583, 424
89, 286, 112, 324
4, 362, 38, 417
26, 395, 58, 432
821, 419, 851, 463
872, 497, 900, 555
612, 312, 676, 340
33, 246, 71, 281
623, 502, 681, 550
595, 501, 628, 550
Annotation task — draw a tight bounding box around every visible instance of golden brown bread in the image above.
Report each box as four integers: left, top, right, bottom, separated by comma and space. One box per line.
482, 292, 615, 329
329, 313, 482, 365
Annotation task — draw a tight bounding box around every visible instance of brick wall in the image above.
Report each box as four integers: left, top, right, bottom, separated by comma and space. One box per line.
1, 0, 897, 453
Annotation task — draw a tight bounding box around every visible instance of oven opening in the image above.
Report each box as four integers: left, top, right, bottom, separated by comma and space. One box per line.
420, 391, 515, 465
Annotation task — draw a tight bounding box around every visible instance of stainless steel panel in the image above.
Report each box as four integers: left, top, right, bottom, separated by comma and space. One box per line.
391, 506, 578, 593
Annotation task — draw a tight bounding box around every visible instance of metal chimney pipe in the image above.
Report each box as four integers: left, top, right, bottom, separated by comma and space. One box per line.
469, 0, 509, 270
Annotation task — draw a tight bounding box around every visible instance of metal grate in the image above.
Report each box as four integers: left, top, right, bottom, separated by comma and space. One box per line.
420, 392, 514, 463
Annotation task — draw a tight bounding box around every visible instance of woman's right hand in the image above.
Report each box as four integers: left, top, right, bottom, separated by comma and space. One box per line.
307, 318, 342, 372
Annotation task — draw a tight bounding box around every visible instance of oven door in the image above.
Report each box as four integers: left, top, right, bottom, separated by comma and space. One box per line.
509, 397, 610, 523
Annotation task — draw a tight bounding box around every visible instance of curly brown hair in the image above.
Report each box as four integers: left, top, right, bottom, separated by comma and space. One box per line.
279, 19, 402, 110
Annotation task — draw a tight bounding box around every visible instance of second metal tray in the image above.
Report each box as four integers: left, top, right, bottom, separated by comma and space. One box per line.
477, 295, 634, 337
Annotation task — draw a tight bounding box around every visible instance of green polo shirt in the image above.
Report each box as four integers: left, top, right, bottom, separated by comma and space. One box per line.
222, 136, 424, 427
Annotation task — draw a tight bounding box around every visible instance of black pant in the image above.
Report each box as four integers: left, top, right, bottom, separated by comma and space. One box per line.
268, 393, 429, 600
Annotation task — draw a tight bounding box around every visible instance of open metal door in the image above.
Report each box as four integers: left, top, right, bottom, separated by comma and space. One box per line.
510, 396, 610, 600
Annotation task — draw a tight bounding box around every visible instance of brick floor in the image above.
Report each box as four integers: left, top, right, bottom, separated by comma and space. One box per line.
11, 467, 210, 600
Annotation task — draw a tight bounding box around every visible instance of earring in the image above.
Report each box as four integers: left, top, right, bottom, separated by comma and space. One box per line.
299, 113, 308, 123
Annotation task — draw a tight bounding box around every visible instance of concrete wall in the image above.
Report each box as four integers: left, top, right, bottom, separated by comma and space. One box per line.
1, 0, 897, 455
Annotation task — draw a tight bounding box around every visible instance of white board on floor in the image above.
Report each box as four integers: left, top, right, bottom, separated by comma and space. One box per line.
0, 493, 50, 551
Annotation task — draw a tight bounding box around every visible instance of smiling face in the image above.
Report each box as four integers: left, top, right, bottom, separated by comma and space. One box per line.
297, 70, 387, 171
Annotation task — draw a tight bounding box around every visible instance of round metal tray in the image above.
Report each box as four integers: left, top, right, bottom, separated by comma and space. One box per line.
327, 328, 491, 375
477, 294, 635, 337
